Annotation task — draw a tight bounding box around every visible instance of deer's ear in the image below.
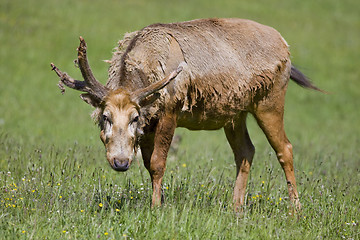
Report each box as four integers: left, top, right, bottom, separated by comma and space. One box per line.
80, 93, 102, 108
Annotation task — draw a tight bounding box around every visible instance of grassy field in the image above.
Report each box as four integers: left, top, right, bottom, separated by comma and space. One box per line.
1, 0, 359, 239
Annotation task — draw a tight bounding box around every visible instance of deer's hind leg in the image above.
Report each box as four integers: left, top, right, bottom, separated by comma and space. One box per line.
224, 112, 255, 212
253, 89, 301, 211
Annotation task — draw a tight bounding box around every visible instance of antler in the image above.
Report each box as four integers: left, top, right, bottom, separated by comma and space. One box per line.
51, 37, 108, 103
131, 64, 183, 104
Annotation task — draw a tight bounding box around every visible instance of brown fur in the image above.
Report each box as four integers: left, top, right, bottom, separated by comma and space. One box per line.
105, 89, 138, 111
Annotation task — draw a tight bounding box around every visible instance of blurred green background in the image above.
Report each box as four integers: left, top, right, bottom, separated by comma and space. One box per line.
1, 0, 359, 151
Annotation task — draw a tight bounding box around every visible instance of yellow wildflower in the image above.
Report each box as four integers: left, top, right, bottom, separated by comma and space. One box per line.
182, 163, 187, 167
99, 203, 103, 207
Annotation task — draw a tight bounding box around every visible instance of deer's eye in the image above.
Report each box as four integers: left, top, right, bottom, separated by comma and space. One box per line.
103, 115, 110, 123
102, 114, 112, 130
130, 115, 139, 126
132, 116, 139, 123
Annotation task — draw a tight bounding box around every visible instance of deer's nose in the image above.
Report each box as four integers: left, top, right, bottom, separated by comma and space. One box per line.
112, 158, 129, 172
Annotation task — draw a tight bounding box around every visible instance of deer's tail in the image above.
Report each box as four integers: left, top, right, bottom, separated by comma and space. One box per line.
290, 65, 324, 92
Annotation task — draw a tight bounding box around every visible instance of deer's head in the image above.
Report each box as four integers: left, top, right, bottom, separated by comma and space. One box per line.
51, 37, 182, 171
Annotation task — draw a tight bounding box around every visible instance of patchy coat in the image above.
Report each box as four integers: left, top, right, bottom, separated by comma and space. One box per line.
105, 18, 290, 129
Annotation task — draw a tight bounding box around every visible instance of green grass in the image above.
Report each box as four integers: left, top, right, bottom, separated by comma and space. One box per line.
1, 0, 359, 239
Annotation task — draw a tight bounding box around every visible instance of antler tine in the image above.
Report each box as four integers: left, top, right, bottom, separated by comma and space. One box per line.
132, 64, 183, 104
51, 63, 87, 92
50, 37, 108, 101
77, 37, 108, 99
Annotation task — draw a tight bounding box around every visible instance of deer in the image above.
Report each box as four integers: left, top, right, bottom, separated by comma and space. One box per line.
51, 18, 321, 212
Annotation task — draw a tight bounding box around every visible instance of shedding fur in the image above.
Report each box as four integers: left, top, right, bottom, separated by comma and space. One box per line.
100, 18, 291, 128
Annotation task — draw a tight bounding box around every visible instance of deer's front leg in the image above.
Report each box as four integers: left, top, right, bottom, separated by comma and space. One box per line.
140, 114, 176, 207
